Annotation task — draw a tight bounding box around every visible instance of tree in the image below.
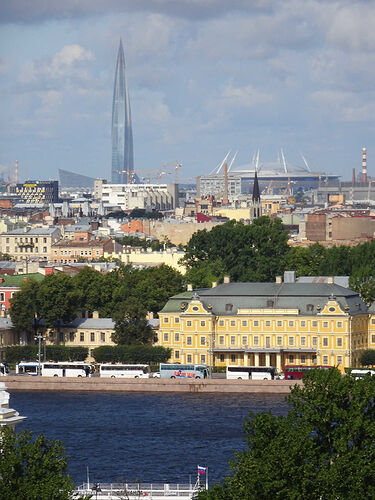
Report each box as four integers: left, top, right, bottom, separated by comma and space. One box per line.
349, 270, 375, 306
183, 217, 290, 285
112, 297, 153, 345
359, 349, 375, 367
198, 368, 375, 499
9, 278, 42, 342
0, 427, 75, 500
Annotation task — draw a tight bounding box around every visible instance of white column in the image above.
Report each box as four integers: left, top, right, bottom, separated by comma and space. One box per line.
265, 353, 271, 367
254, 353, 259, 367
244, 352, 249, 366
276, 353, 282, 371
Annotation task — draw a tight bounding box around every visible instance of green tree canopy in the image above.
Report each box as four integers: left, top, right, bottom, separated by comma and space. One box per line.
38, 273, 79, 329
198, 368, 375, 500
9, 278, 42, 341
0, 427, 75, 500
359, 349, 375, 367
183, 217, 290, 286
112, 296, 154, 345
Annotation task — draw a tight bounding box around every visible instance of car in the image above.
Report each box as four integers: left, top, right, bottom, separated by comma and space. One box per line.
152, 372, 160, 378
275, 372, 285, 380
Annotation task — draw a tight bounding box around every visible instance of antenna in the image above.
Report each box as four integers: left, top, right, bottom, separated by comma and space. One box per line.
280, 149, 287, 173
301, 154, 311, 173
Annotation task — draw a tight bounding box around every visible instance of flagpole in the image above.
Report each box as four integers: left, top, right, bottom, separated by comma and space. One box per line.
206, 467, 208, 490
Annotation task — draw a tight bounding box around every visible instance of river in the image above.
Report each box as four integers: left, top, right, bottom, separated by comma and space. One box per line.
11, 391, 289, 485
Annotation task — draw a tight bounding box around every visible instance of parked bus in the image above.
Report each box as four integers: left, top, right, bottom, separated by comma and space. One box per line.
0, 362, 9, 376
16, 361, 93, 377
351, 369, 375, 379
160, 363, 209, 379
226, 365, 278, 380
99, 364, 151, 378
283, 365, 333, 380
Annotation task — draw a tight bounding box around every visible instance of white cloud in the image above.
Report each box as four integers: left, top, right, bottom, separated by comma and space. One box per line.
310, 89, 375, 122
220, 82, 273, 108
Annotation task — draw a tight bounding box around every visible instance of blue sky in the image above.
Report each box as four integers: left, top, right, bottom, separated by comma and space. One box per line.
0, 0, 374, 183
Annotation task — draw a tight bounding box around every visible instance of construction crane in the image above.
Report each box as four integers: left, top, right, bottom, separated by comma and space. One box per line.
136, 169, 171, 183
162, 161, 182, 184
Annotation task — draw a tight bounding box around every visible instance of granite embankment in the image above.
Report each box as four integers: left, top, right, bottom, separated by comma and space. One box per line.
4, 377, 301, 394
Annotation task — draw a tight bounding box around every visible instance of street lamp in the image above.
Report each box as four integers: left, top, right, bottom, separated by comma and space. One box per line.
32, 313, 44, 376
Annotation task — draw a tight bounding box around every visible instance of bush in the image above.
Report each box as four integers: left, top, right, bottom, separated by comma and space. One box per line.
92, 345, 171, 364
4, 346, 88, 363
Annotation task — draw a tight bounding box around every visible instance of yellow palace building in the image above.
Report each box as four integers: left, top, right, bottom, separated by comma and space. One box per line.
156, 273, 369, 372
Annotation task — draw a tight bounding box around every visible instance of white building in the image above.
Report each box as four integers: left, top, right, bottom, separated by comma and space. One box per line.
100, 183, 178, 211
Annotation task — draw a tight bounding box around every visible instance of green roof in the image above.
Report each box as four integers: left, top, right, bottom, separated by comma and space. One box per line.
0, 273, 45, 287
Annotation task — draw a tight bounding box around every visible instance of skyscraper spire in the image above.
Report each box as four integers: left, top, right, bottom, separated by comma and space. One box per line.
252, 169, 260, 202
111, 39, 134, 184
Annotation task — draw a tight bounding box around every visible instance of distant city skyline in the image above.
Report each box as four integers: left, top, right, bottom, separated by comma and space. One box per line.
111, 39, 134, 184
0, 1, 374, 183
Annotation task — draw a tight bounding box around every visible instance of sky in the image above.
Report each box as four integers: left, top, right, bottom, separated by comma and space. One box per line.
0, 0, 374, 183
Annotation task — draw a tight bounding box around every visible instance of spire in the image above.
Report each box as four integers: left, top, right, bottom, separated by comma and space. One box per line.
252, 170, 260, 202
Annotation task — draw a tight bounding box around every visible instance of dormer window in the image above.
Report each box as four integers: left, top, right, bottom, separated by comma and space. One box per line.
306, 304, 314, 312
225, 303, 233, 312
267, 299, 274, 307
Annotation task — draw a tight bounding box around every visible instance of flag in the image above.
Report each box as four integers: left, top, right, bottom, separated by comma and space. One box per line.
198, 466, 206, 474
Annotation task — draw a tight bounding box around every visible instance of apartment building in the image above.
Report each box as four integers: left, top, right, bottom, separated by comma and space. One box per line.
156, 273, 369, 371
51, 238, 116, 264
0, 227, 61, 261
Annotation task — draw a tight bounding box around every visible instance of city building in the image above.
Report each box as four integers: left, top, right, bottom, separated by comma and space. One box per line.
0, 317, 19, 362
51, 238, 117, 264
111, 39, 134, 184
0, 227, 61, 261
156, 272, 368, 372
0, 273, 44, 311
101, 183, 179, 211
14, 180, 59, 205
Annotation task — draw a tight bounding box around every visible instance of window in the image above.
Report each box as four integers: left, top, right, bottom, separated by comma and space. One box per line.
242, 336, 247, 345
80, 332, 84, 342
312, 355, 317, 364
90, 332, 95, 342
306, 304, 314, 312
266, 336, 271, 348
267, 299, 274, 307
163, 317, 169, 323
225, 303, 233, 312
337, 338, 343, 347
289, 355, 294, 363
175, 350, 180, 359
301, 355, 306, 364
43, 238, 47, 243
337, 355, 342, 365
372, 334, 375, 343
187, 354, 192, 363
200, 355, 206, 364
289, 321, 294, 327
254, 320, 259, 327
164, 332, 169, 342
277, 336, 282, 346
174, 332, 179, 342
219, 320, 224, 326
242, 320, 247, 327
175, 317, 180, 324
5, 238, 9, 243
59, 332, 64, 342
230, 336, 236, 345
323, 355, 329, 365
277, 321, 282, 327
101, 332, 105, 342
186, 320, 192, 327
219, 336, 224, 345
69, 332, 75, 342
372, 319, 375, 325
0, 293, 4, 302
312, 321, 318, 327
186, 336, 192, 346
301, 321, 306, 327
301, 337, 306, 346
323, 337, 329, 347
230, 320, 235, 327
43, 247, 47, 253
220, 354, 225, 362
337, 321, 342, 328
265, 321, 271, 327
231, 354, 236, 363
254, 336, 259, 345
323, 321, 329, 328
289, 337, 294, 346
200, 320, 206, 327
200, 336, 206, 346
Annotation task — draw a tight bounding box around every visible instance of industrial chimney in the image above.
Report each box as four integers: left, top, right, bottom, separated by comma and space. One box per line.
352, 168, 356, 186
362, 147, 367, 183
223, 162, 229, 205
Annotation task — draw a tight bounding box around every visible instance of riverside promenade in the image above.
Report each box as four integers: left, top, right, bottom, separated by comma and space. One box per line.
4, 376, 300, 394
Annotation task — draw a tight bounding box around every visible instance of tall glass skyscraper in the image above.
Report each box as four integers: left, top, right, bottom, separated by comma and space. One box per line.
111, 39, 134, 184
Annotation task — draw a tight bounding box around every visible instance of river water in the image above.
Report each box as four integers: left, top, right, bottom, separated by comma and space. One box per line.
11, 391, 289, 486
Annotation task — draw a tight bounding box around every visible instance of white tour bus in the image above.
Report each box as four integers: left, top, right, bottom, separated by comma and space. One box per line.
159, 363, 209, 379
226, 365, 277, 380
351, 369, 375, 379
99, 364, 151, 378
16, 361, 93, 377
0, 362, 9, 376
